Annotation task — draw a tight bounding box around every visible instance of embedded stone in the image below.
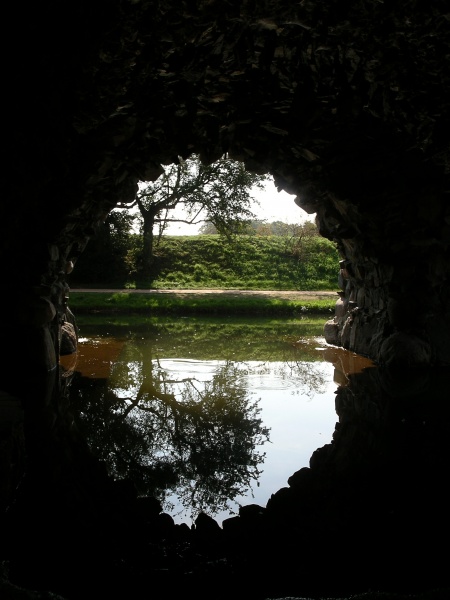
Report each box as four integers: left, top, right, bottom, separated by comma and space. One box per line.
60, 322, 77, 356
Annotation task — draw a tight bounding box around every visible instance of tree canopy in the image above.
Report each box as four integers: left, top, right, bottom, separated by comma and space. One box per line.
119, 154, 269, 280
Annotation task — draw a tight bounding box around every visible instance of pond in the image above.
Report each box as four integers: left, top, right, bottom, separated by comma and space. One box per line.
61, 314, 375, 526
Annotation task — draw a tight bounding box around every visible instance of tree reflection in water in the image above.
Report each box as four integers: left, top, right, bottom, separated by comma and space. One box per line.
70, 358, 270, 521
66, 316, 333, 522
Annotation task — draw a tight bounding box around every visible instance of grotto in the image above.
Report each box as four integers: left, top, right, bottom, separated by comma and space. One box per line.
1, 1, 449, 599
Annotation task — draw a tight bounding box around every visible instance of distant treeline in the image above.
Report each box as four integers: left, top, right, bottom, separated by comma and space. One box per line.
69, 218, 340, 290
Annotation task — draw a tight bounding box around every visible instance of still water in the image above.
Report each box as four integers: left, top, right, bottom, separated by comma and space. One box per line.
62, 315, 375, 526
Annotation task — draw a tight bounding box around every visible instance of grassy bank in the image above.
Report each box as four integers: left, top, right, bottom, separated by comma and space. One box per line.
149, 235, 339, 290
70, 233, 340, 290
69, 291, 337, 316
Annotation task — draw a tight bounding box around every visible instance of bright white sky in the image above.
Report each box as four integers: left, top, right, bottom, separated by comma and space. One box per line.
165, 176, 315, 235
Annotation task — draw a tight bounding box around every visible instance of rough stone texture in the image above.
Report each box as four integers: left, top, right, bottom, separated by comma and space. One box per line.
1, 1, 450, 599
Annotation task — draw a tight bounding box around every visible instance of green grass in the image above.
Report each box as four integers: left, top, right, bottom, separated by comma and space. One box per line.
70, 233, 340, 290
69, 291, 337, 316
69, 233, 340, 315
149, 235, 339, 290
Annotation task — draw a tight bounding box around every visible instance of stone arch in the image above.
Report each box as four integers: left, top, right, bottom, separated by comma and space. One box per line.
2, 4, 450, 598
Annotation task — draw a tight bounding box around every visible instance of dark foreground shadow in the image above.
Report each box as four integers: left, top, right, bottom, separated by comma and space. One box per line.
1, 363, 449, 600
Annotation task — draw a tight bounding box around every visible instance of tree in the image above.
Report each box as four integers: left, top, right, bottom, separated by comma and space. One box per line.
200, 218, 320, 238
199, 219, 258, 235
119, 154, 269, 281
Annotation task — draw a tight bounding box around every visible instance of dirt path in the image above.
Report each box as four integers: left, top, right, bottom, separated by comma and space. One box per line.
72, 288, 338, 302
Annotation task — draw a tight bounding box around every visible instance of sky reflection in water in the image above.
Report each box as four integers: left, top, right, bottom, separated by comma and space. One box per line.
159, 357, 337, 524
66, 316, 375, 526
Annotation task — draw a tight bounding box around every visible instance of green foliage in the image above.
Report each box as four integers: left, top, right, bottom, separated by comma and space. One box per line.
116, 154, 269, 280
70, 218, 339, 290
134, 154, 267, 232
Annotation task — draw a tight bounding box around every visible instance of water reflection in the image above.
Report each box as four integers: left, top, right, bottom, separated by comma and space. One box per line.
70, 359, 270, 522
64, 316, 374, 523
4, 318, 449, 598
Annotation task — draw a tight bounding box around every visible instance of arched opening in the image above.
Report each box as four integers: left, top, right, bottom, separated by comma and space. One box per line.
2, 2, 449, 598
